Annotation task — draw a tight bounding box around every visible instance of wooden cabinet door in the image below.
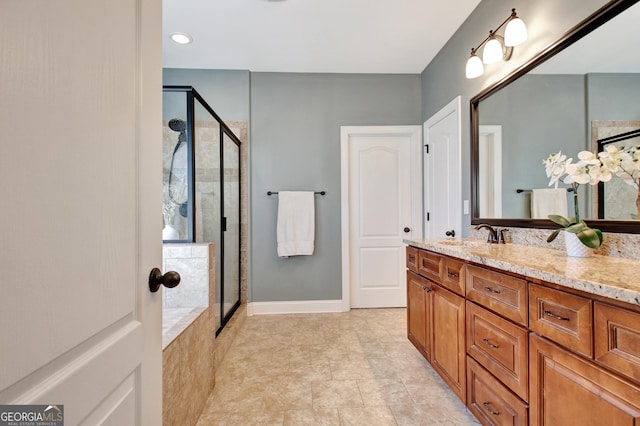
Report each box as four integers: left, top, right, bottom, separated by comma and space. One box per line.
594, 302, 640, 384
530, 334, 640, 426
407, 271, 432, 361
432, 283, 466, 402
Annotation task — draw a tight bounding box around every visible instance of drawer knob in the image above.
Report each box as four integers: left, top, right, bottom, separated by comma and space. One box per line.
544, 310, 570, 321
482, 402, 500, 416
482, 338, 499, 349
483, 286, 501, 294
447, 271, 459, 279
422, 285, 432, 293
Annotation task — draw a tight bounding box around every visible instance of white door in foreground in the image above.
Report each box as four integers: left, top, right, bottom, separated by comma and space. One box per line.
0, 0, 163, 424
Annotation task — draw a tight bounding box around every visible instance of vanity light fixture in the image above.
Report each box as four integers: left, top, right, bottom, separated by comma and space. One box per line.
170, 32, 193, 44
465, 8, 528, 79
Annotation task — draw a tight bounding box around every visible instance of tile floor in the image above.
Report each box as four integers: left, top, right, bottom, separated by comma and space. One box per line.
196, 308, 479, 425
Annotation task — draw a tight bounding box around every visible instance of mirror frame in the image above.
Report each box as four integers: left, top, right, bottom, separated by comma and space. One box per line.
470, 0, 640, 233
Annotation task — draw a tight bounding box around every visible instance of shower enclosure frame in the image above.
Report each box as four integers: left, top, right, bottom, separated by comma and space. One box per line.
163, 85, 242, 335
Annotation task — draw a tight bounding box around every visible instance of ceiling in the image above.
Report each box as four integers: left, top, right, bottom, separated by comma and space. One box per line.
162, 0, 481, 74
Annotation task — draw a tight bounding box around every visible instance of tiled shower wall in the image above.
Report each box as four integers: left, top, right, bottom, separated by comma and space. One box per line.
162, 120, 248, 313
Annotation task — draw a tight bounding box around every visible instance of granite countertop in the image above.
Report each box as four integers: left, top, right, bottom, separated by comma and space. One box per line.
404, 238, 640, 306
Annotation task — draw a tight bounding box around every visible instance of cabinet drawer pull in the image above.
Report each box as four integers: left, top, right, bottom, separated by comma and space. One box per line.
483, 286, 501, 294
422, 286, 432, 293
482, 402, 500, 416
482, 338, 499, 349
446, 271, 459, 279
544, 310, 570, 321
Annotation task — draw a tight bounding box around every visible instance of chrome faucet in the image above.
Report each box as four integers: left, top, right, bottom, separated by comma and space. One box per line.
475, 224, 498, 243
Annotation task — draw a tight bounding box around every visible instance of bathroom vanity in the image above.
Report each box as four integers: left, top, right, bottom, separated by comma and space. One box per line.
405, 239, 640, 426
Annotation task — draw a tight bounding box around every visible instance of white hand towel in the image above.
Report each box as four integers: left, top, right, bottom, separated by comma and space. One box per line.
531, 188, 568, 219
277, 191, 315, 257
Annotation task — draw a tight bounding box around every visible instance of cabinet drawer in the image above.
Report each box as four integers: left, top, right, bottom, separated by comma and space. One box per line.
466, 301, 529, 401
466, 264, 528, 326
595, 302, 640, 383
406, 246, 419, 273
417, 250, 441, 283
441, 257, 465, 296
466, 356, 528, 426
529, 283, 593, 357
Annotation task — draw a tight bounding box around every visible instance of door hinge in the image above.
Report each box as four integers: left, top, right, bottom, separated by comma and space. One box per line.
426, 212, 430, 221
222, 217, 227, 232
424, 144, 429, 154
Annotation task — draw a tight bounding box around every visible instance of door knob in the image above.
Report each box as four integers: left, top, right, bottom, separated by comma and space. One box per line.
445, 229, 455, 237
148, 268, 181, 293
403, 227, 411, 233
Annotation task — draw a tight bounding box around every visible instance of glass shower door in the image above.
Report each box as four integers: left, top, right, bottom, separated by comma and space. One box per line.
222, 130, 241, 324
162, 85, 241, 335
194, 97, 222, 332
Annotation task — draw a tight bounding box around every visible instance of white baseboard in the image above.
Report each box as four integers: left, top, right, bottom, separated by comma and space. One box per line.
247, 300, 344, 316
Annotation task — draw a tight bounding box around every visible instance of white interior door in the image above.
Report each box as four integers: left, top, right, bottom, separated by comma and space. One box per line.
479, 125, 503, 218
424, 97, 462, 239
341, 126, 422, 309
0, 1, 162, 424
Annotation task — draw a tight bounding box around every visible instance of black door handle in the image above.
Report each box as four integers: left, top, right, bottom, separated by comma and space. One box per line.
149, 268, 181, 293
404, 227, 411, 233
445, 230, 455, 237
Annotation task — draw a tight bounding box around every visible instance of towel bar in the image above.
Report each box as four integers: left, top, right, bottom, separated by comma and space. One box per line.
267, 191, 326, 196
516, 188, 573, 193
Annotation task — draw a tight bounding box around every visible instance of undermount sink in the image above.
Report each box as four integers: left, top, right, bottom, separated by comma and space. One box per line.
436, 239, 486, 247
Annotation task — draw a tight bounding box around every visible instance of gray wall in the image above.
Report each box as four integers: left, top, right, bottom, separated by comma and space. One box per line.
477, 72, 640, 219
162, 68, 250, 122
421, 0, 609, 233
587, 73, 640, 122
250, 73, 421, 302
480, 74, 586, 218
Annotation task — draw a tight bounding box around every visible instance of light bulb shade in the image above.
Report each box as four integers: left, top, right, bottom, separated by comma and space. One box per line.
482, 38, 504, 64
465, 54, 484, 79
504, 17, 527, 46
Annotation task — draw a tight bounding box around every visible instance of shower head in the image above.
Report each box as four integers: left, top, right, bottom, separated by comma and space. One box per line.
168, 118, 186, 133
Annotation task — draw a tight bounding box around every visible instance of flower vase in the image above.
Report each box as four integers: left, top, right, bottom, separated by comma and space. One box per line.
564, 232, 592, 258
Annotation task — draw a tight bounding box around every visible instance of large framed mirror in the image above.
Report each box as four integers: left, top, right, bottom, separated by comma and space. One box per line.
471, 0, 640, 233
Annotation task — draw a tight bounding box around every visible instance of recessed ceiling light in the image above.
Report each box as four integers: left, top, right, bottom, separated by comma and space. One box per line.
171, 33, 193, 44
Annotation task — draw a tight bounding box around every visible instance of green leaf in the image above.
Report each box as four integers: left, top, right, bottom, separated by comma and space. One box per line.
547, 229, 561, 243
576, 228, 603, 248
594, 228, 604, 245
548, 215, 571, 227
566, 222, 588, 234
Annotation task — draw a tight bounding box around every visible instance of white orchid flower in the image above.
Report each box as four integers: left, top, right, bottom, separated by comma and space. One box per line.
577, 150, 601, 165
588, 163, 612, 183
544, 152, 569, 188
563, 162, 591, 185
